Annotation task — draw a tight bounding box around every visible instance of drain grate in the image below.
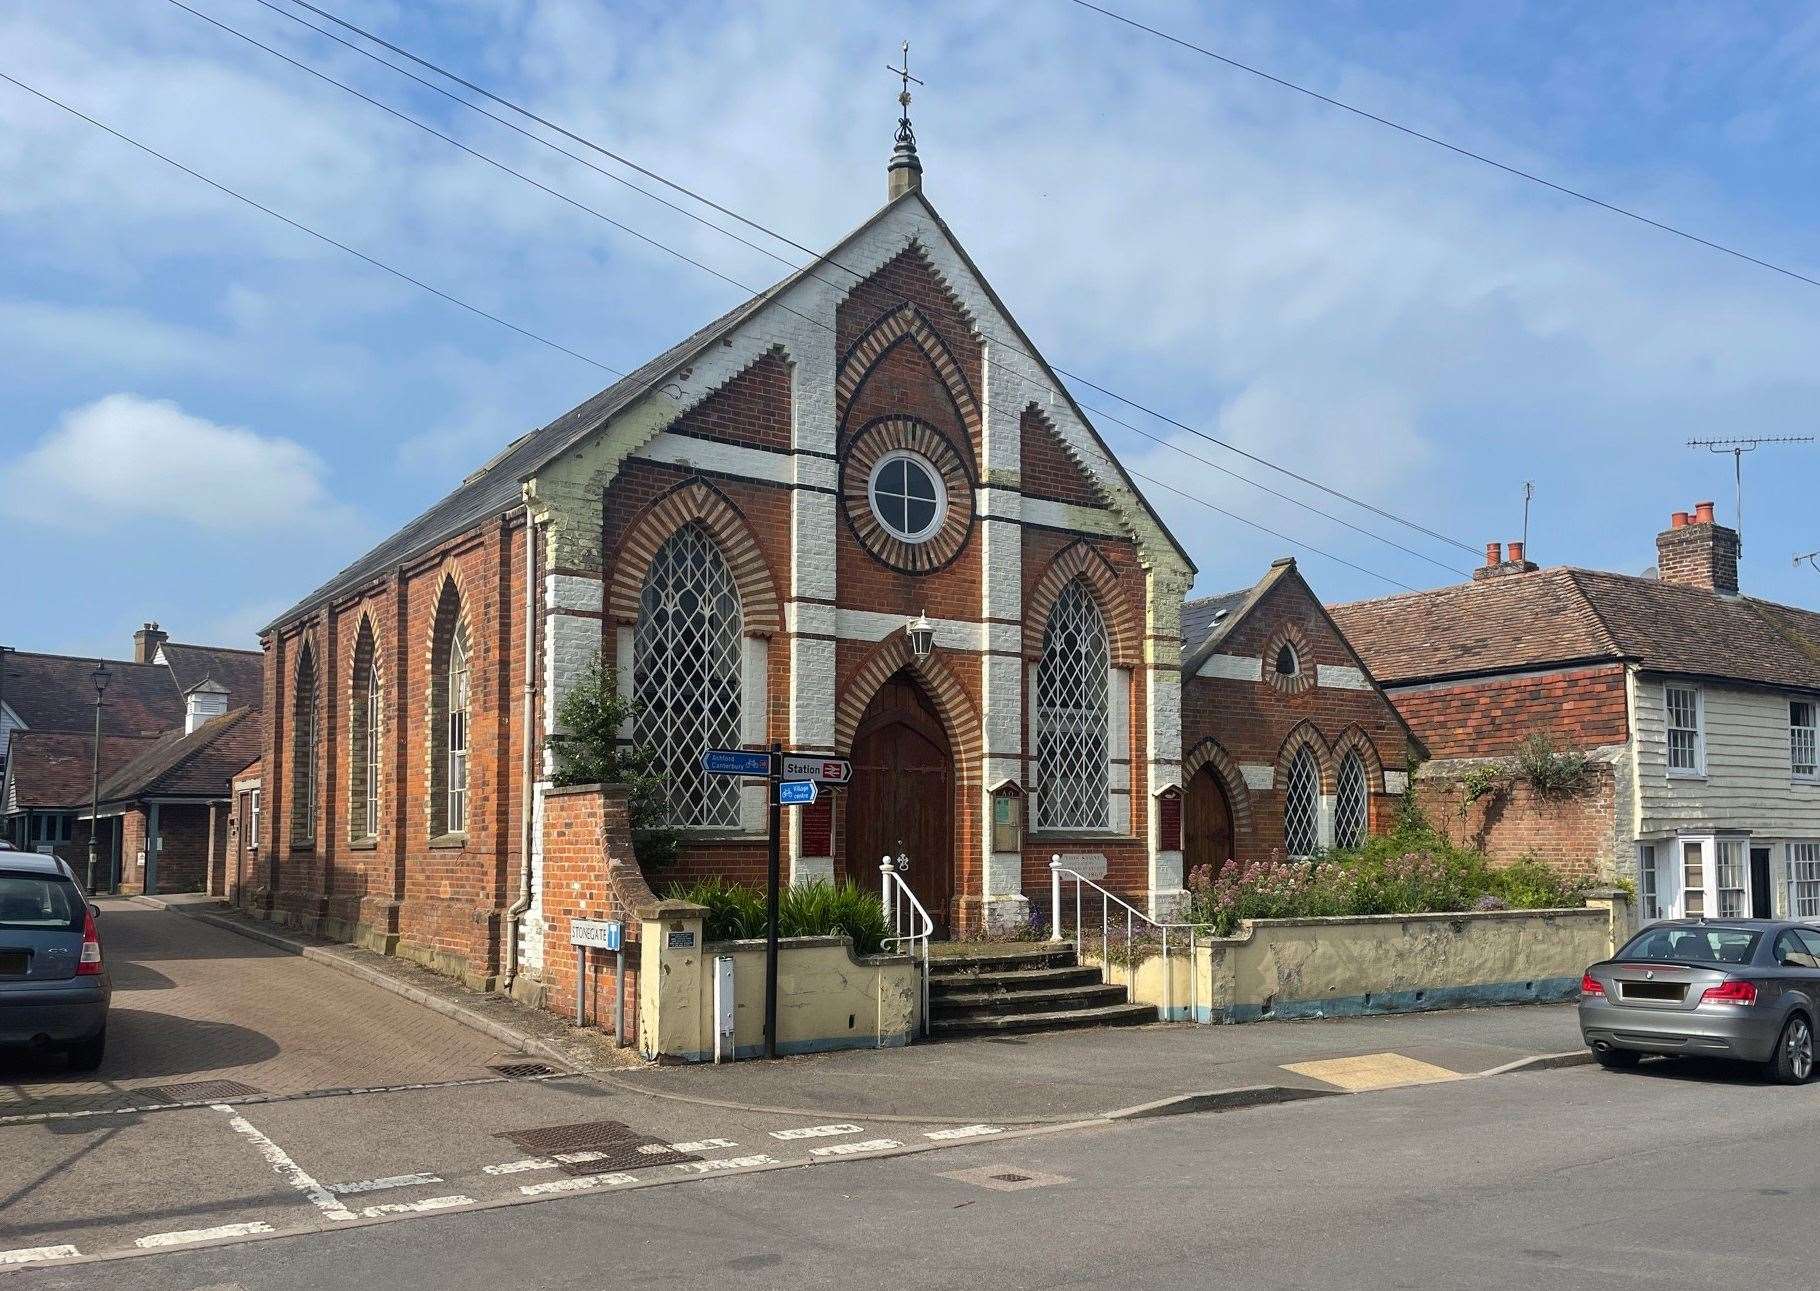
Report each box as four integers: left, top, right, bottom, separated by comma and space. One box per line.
133, 1079, 264, 1103
990, 1172, 1032, 1184
939, 1164, 1073, 1193
489, 1061, 560, 1079
497, 1120, 700, 1173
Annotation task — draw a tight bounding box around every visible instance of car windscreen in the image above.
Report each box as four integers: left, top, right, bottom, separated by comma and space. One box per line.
0, 872, 84, 932
1619, 926, 1761, 965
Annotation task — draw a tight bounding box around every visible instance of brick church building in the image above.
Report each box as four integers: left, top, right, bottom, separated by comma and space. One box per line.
247, 114, 1415, 1001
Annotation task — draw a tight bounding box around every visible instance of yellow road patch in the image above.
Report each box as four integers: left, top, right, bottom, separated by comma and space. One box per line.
1280, 1052, 1461, 1092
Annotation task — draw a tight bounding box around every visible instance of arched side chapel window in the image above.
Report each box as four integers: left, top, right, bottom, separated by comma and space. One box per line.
1283, 745, 1321, 859
428, 581, 472, 838
1035, 578, 1111, 831
349, 621, 380, 841
1334, 749, 1369, 851
634, 523, 744, 828
291, 642, 318, 844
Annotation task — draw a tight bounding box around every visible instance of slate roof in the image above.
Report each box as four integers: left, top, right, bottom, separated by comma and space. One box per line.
1181, 587, 1251, 654
95, 708, 262, 806
157, 642, 263, 710
3, 732, 163, 811
0, 653, 181, 738
1330, 567, 1820, 692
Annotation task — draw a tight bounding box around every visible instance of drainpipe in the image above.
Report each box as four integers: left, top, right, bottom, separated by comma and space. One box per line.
502, 506, 539, 992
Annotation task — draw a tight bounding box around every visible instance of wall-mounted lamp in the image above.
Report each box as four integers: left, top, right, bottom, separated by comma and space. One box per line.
906, 611, 934, 660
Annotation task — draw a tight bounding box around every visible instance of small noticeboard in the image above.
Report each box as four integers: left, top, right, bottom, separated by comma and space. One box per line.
777, 780, 817, 806
570, 919, 623, 951
667, 929, 696, 949
702, 748, 772, 777
778, 755, 853, 785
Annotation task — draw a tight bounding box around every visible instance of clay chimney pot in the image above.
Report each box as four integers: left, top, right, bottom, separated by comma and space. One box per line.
1484, 541, 1502, 567
1671, 511, 1689, 529
1507, 541, 1525, 564
1694, 501, 1716, 525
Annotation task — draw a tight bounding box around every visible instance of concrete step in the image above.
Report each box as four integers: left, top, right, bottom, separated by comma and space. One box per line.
932, 983, 1131, 1019
927, 946, 1079, 978
928, 965, 1103, 998
930, 1002, 1158, 1039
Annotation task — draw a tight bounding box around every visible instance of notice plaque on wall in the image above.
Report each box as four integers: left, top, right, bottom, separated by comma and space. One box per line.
667, 929, 696, 949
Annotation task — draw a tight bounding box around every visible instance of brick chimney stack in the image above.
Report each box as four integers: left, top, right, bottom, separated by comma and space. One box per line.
133, 621, 167, 664
1473, 540, 1539, 581
1656, 501, 1739, 594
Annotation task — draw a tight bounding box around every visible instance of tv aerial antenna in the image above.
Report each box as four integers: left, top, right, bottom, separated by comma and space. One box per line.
1686, 435, 1814, 557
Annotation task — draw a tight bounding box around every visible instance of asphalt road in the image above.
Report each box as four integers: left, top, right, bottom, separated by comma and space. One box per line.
12, 1055, 1820, 1289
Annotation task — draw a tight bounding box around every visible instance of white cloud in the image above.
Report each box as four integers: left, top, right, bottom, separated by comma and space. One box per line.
2, 393, 355, 534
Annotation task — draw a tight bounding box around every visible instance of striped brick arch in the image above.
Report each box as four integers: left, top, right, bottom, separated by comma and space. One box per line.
1023, 542, 1140, 666
1182, 737, 1255, 837
839, 416, 975, 573
1333, 724, 1386, 791
606, 480, 781, 635
837, 302, 979, 430
1277, 721, 1337, 792
834, 636, 981, 787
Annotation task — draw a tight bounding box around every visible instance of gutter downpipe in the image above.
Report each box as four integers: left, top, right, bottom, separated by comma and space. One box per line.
503, 504, 539, 992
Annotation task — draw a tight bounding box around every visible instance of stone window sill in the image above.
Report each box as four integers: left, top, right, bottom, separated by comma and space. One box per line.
429, 832, 468, 850
348, 838, 378, 851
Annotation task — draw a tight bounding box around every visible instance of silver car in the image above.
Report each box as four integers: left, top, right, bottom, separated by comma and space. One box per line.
0, 851, 110, 1071
1580, 919, 1819, 1083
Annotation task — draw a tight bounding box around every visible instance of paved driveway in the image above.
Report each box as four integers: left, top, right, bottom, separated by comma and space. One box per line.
0, 900, 506, 1114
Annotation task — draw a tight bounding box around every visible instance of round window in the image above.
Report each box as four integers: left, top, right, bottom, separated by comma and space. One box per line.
867, 450, 947, 544
1276, 643, 1299, 677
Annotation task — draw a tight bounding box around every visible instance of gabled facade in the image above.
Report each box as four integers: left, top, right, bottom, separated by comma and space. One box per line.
1332, 506, 1820, 918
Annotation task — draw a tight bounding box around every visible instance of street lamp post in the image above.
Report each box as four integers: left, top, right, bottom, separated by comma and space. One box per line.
86, 663, 111, 894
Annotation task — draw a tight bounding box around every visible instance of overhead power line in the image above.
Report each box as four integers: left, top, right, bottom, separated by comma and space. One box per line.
1065, 0, 1820, 293
254, 0, 1480, 560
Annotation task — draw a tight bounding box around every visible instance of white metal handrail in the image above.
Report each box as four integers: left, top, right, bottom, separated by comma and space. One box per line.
881, 858, 934, 1037
1049, 856, 1202, 1023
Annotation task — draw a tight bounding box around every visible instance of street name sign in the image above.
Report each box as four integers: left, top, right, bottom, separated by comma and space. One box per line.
778, 755, 853, 785
702, 748, 772, 777
570, 919, 623, 951
777, 780, 817, 805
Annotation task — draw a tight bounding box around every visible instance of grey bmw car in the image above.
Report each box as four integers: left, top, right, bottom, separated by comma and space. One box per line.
1580, 920, 1820, 1083
0, 851, 110, 1071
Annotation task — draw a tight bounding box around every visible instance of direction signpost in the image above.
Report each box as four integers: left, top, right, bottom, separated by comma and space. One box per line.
777, 780, 817, 805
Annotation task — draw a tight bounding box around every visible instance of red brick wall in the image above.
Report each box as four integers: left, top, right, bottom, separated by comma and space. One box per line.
1180, 573, 1417, 864
1415, 763, 1617, 879
537, 785, 639, 1034
1388, 665, 1629, 759
1020, 407, 1104, 508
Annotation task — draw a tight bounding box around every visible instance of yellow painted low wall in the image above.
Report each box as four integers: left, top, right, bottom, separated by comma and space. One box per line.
1092, 899, 1624, 1023
636, 905, 918, 1061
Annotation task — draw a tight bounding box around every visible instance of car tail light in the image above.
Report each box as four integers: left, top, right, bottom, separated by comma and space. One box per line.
76, 908, 103, 975
1699, 979, 1757, 1006
1580, 973, 1604, 998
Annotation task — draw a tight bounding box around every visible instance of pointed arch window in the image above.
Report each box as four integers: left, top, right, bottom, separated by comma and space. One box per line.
1334, 750, 1368, 851
349, 622, 380, 841
1035, 578, 1111, 831
1284, 745, 1320, 859
290, 643, 318, 845
634, 523, 744, 828
428, 581, 471, 839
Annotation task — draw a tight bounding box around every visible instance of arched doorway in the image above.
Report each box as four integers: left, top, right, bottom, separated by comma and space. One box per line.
1184, 764, 1236, 880
845, 669, 954, 935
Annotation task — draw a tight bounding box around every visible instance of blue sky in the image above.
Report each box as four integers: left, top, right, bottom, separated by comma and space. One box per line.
4, 0, 1820, 658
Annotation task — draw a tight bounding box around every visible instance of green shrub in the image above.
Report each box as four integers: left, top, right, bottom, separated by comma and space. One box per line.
548, 653, 680, 869
666, 879, 888, 956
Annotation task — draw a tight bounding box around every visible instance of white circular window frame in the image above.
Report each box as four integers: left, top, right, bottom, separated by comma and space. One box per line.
866, 448, 949, 544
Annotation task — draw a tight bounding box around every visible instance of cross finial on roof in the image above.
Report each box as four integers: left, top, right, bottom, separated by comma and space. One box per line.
886, 41, 924, 200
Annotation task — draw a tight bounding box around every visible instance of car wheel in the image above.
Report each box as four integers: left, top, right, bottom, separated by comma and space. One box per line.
1594, 1047, 1641, 1070
67, 1027, 105, 1073
1767, 1015, 1814, 1085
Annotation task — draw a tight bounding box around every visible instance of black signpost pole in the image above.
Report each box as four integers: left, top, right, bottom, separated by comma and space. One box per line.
763, 740, 782, 1060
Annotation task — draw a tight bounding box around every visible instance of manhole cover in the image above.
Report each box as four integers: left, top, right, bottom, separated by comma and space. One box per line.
939, 1164, 1073, 1192
990, 1172, 1032, 1184
133, 1079, 264, 1103
489, 1061, 560, 1079
497, 1120, 699, 1172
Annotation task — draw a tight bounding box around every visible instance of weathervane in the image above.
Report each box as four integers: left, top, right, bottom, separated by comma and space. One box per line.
885, 41, 926, 198
889, 41, 922, 146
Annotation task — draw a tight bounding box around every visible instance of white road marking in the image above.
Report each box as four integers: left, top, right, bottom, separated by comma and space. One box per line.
520, 1174, 636, 1197
638, 1138, 738, 1155
214, 1104, 356, 1223
925, 1124, 1004, 1141
769, 1123, 865, 1141
484, 1157, 558, 1175
809, 1139, 902, 1157
674, 1154, 778, 1173
0, 1246, 80, 1266
328, 1173, 444, 1196
359, 1195, 475, 1219
135, 1222, 273, 1248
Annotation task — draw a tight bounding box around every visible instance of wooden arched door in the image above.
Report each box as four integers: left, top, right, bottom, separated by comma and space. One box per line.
1184, 764, 1236, 880
845, 671, 954, 935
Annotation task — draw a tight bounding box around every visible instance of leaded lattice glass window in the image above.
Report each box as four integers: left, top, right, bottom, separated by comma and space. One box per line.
1035, 580, 1111, 831
1334, 750, 1368, 850
634, 524, 744, 828
1284, 746, 1320, 858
